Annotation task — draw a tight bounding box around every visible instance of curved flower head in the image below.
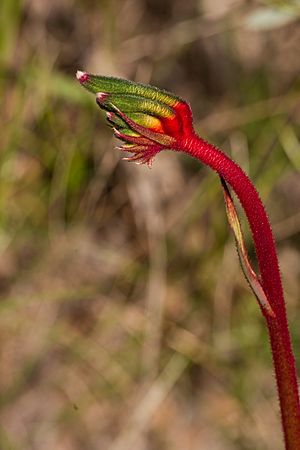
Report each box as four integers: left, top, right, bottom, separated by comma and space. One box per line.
76, 71, 195, 166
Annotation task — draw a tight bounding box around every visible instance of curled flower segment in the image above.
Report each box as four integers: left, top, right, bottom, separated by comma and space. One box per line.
76, 71, 195, 166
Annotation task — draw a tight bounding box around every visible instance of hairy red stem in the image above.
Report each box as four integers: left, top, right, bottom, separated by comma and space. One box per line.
179, 134, 300, 449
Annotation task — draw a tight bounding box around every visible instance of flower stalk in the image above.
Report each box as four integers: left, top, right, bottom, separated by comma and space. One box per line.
77, 71, 300, 448
181, 135, 300, 448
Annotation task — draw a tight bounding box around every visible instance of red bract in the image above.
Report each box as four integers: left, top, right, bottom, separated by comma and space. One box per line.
77, 71, 300, 449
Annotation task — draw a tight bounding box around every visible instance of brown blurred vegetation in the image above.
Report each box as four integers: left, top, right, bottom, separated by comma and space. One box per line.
1, 1, 300, 449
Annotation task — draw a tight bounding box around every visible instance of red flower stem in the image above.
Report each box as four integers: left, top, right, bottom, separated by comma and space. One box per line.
179, 134, 300, 449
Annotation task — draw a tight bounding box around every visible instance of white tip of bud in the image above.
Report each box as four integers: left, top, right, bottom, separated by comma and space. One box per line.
76, 70, 85, 79
76, 70, 89, 83
96, 92, 109, 102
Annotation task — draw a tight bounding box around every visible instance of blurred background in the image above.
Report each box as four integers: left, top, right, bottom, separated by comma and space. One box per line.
1, 0, 300, 449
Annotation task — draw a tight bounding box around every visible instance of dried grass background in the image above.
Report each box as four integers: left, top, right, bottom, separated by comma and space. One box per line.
1, 1, 300, 449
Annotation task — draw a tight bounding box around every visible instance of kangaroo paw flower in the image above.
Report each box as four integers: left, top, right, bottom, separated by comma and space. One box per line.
77, 71, 195, 166
77, 71, 300, 447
